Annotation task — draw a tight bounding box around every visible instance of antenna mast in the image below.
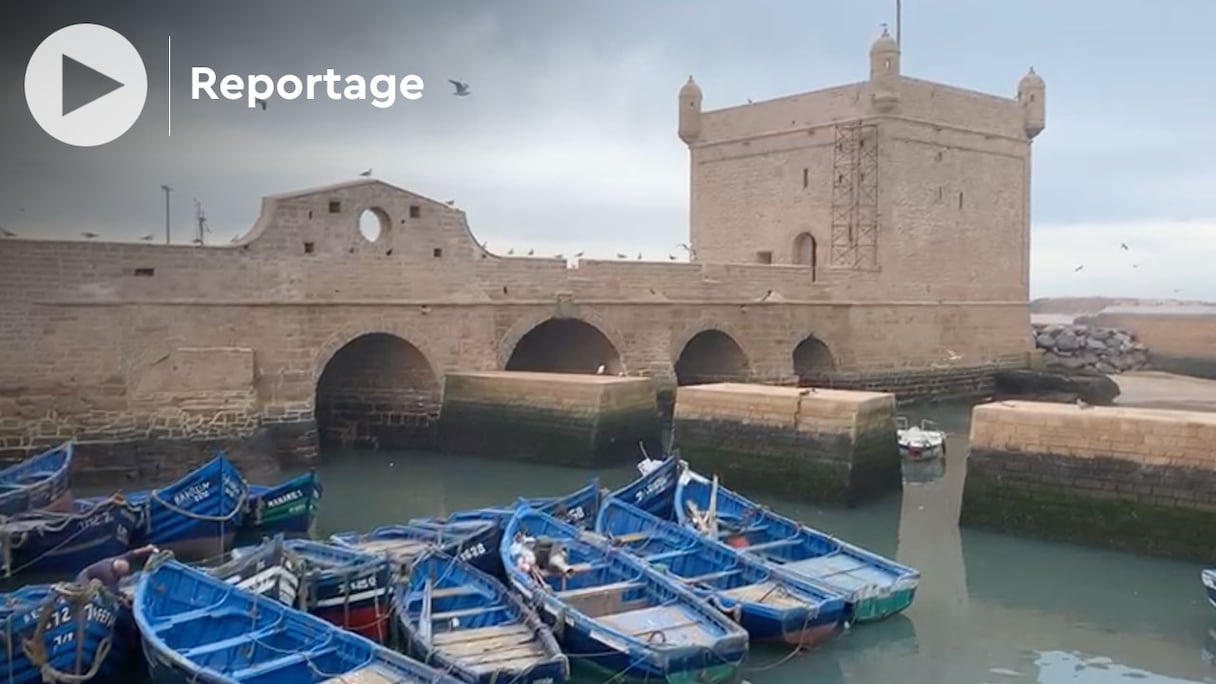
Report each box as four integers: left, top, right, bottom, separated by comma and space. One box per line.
896, 0, 902, 47
193, 198, 210, 246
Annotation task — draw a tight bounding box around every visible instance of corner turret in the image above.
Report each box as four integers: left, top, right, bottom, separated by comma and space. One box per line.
868, 28, 901, 113
678, 76, 703, 145
1017, 67, 1046, 139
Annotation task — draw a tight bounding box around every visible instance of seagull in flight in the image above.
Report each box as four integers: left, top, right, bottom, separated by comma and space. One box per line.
139, 234, 154, 241
81, 232, 99, 239
449, 80, 470, 96
0, 227, 16, 238
1074, 265, 1084, 272
359, 169, 372, 177
1120, 242, 1129, 250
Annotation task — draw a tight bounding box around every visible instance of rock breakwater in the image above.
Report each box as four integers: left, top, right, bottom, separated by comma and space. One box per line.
1032, 323, 1149, 374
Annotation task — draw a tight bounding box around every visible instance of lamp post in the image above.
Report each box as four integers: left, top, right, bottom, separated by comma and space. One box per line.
161, 184, 173, 244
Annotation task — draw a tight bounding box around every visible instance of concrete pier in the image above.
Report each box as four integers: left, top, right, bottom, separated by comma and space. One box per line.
961, 400, 1216, 563
437, 371, 662, 467
673, 383, 900, 505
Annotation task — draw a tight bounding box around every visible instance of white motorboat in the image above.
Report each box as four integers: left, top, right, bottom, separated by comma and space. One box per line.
896, 417, 946, 461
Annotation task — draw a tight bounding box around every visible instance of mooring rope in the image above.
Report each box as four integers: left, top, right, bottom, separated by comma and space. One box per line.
21, 581, 113, 684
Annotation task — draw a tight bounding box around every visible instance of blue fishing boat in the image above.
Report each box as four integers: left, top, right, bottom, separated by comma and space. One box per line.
206, 534, 303, 607
137, 455, 249, 562
0, 494, 143, 578
133, 555, 463, 684
611, 456, 682, 521
394, 550, 569, 684
240, 469, 322, 542
0, 581, 136, 684
1203, 569, 1216, 609
262, 539, 396, 643
596, 497, 847, 646
502, 506, 749, 684
674, 470, 919, 623
442, 477, 603, 528
331, 517, 501, 577
0, 442, 74, 517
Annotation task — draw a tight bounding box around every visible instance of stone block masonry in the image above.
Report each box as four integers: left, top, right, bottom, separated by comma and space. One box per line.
673, 383, 900, 506
961, 400, 1216, 563
436, 371, 662, 468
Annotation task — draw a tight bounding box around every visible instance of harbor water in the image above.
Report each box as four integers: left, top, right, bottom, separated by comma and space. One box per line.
307, 400, 1216, 684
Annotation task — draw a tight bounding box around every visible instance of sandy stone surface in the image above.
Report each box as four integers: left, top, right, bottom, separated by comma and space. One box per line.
1113, 371, 1216, 412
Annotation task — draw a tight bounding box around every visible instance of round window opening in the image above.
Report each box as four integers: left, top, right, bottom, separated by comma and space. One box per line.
358, 208, 388, 243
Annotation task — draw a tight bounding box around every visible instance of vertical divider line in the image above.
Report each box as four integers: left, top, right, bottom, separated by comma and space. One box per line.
167, 34, 172, 137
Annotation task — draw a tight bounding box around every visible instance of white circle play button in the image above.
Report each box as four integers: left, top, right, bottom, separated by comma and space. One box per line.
24, 23, 148, 147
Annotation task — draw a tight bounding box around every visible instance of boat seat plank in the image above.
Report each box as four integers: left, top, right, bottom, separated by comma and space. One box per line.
432, 624, 533, 646
468, 655, 551, 674
460, 643, 545, 665
556, 581, 643, 600
679, 568, 741, 584
442, 631, 538, 657
644, 549, 696, 563
320, 665, 401, 684
610, 531, 651, 544
721, 581, 808, 609
231, 648, 330, 679
431, 604, 505, 621
566, 562, 607, 574
428, 585, 484, 599
743, 538, 801, 552
597, 605, 718, 647
781, 554, 893, 592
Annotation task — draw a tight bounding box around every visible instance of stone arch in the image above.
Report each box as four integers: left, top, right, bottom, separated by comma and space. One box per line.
315, 332, 441, 449
793, 232, 817, 274
504, 318, 623, 374
674, 329, 751, 386
793, 335, 836, 385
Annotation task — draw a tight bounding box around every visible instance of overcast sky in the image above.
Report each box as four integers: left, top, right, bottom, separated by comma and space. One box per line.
1, 0, 1214, 300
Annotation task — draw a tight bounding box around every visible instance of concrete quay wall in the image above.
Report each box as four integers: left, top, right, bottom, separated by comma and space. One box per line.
436, 371, 662, 468
961, 400, 1216, 563
673, 383, 900, 505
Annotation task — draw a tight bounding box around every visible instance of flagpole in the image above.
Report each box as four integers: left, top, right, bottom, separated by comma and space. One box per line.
896, 0, 902, 47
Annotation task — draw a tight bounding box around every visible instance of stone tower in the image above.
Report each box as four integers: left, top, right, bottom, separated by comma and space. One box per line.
679, 31, 1045, 303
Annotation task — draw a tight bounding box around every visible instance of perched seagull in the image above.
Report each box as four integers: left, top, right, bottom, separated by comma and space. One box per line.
359, 168, 372, 177
230, 235, 241, 243
0, 227, 16, 238
554, 253, 564, 259
747, 98, 753, 104
255, 98, 268, 110
507, 248, 515, 255
80, 232, 99, 239
574, 251, 584, 258
191, 238, 204, 245
616, 253, 627, 259
1120, 242, 1129, 251
526, 248, 534, 256
596, 364, 606, 375
668, 254, 677, 261
139, 234, 154, 241
1075, 397, 1091, 410
636, 252, 643, 260
449, 80, 470, 96
1074, 265, 1084, 272
445, 200, 456, 206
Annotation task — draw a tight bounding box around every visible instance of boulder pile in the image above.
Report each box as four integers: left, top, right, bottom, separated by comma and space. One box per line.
1031, 323, 1149, 374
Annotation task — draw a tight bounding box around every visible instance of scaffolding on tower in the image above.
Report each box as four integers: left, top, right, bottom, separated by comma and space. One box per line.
828, 121, 879, 270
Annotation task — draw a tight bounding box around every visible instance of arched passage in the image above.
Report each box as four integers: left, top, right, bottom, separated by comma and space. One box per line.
315, 333, 441, 449
793, 335, 836, 385
505, 318, 623, 374
794, 232, 817, 277
674, 330, 751, 386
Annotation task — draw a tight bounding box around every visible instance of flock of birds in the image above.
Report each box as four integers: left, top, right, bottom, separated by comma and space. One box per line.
1073, 241, 1184, 295
478, 243, 697, 263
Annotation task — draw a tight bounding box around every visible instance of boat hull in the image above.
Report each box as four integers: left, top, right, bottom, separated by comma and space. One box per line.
141, 455, 248, 562
397, 552, 569, 684
283, 540, 396, 643
612, 457, 681, 521
502, 507, 749, 684
239, 470, 321, 543
676, 472, 919, 624
0, 442, 74, 518
332, 518, 502, 578
1, 496, 142, 578
0, 583, 137, 684
1203, 570, 1216, 609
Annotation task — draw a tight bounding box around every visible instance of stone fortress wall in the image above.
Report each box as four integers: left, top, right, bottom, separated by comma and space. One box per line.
0, 32, 1045, 476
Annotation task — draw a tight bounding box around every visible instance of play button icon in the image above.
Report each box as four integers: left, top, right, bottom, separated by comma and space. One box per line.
25, 24, 147, 147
